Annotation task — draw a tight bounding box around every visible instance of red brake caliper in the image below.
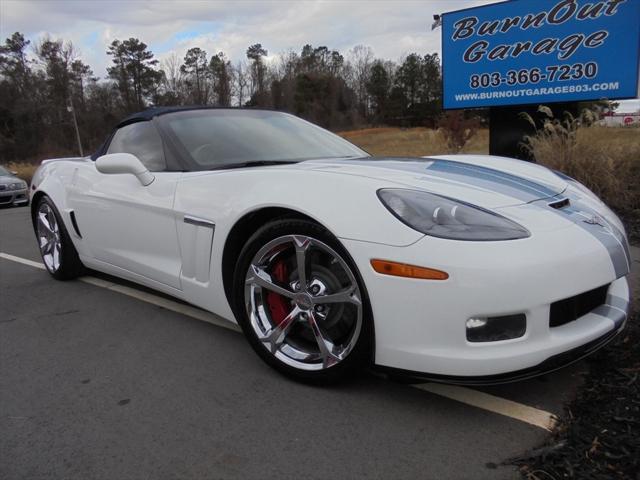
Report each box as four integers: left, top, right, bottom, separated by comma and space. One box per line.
265, 260, 291, 325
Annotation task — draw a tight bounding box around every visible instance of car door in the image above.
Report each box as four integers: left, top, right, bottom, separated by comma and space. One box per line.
69, 120, 183, 290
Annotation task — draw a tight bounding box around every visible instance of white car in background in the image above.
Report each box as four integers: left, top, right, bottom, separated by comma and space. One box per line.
29, 107, 631, 383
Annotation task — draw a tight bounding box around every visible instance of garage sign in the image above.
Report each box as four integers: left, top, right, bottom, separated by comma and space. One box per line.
442, 0, 640, 109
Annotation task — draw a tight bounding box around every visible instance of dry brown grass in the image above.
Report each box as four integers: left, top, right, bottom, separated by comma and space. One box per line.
525, 126, 640, 211
5, 162, 38, 184
460, 128, 489, 154
338, 127, 489, 157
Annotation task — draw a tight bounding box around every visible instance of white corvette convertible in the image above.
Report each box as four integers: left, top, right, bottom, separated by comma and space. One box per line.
30, 107, 631, 383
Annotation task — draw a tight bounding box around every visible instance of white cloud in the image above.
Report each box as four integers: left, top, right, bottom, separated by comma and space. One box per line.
1, 0, 497, 78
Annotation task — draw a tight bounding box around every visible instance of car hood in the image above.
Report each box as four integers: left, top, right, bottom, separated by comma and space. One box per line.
301, 155, 567, 209
0, 175, 20, 185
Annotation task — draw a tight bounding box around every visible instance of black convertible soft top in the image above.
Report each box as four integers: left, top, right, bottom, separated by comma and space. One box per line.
95, 106, 259, 159
115, 105, 279, 129
116, 106, 220, 128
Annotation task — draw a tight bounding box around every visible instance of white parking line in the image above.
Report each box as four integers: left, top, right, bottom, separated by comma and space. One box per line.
0, 252, 46, 270
1, 251, 557, 431
414, 383, 557, 431
0, 252, 240, 333
81, 277, 242, 332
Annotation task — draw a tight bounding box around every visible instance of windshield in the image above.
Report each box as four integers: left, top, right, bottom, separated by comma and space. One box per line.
160, 109, 368, 169
0, 166, 10, 176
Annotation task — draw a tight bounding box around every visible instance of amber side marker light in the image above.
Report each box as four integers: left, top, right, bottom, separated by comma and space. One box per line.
370, 259, 449, 280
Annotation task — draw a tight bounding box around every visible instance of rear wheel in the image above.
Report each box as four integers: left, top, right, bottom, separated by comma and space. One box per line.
34, 196, 84, 280
233, 219, 373, 382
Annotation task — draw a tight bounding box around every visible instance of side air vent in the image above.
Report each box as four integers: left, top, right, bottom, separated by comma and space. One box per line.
69, 210, 82, 238
548, 197, 570, 210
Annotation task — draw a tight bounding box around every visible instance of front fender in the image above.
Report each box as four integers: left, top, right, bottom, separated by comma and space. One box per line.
30, 160, 89, 255
171, 167, 425, 321
174, 168, 424, 249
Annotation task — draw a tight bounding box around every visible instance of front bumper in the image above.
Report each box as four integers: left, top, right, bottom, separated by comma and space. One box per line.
342, 220, 630, 379
0, 188, 29, 206
375, 323, 625, 385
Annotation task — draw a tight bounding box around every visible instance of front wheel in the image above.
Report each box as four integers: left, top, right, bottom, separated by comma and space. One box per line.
33, 196, 84, 280
232, 219, 373, 383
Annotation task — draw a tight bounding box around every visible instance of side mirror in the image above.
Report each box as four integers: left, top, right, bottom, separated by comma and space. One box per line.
95, 153, 155, 186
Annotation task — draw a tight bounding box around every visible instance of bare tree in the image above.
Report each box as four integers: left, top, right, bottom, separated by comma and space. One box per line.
161, 52, 184, 101
347, 45, 373, 118
233, 60, 249, 106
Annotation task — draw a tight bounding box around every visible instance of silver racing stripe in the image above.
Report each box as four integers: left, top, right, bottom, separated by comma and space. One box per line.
573, 209, 630, 278
336, 158, 630, 278
592, 305, 627, 329
338, 158, 564, 204
425, 160, 560, 202
546, 195, 630, 279
391, 160, 630, 278
605, 294, 629, 312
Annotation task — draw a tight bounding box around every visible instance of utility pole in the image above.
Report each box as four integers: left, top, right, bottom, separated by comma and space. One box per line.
67, 97, 84, 157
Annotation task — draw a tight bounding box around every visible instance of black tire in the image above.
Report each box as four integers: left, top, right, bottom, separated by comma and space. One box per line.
232, 218, 374, 383
32, 195, 84, 280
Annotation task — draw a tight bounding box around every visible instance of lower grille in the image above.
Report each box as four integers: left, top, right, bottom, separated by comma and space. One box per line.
549, 284, 609, 327
0, 196, 12, 204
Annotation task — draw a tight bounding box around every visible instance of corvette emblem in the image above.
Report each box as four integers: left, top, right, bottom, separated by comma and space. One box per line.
583, 215, 605, 227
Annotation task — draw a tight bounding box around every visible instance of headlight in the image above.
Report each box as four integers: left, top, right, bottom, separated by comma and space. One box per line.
378, 189, 530, 241
9, 182, 25, 190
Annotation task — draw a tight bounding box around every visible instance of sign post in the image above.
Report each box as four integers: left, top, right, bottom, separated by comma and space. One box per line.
441, 0, 640, 159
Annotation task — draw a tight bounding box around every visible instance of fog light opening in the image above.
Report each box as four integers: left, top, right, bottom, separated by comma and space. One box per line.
466, 314, 527, 343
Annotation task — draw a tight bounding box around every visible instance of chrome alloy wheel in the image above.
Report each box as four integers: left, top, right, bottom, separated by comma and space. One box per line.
36, 202, 62, 272
244, 235, 363, 371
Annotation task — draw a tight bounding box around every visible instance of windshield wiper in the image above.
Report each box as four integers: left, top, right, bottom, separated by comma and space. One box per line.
214, 156, 365, 171
217, 160, 296, 170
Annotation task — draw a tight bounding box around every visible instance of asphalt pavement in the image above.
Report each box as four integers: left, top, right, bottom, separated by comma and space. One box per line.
1, 205, 636, 480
